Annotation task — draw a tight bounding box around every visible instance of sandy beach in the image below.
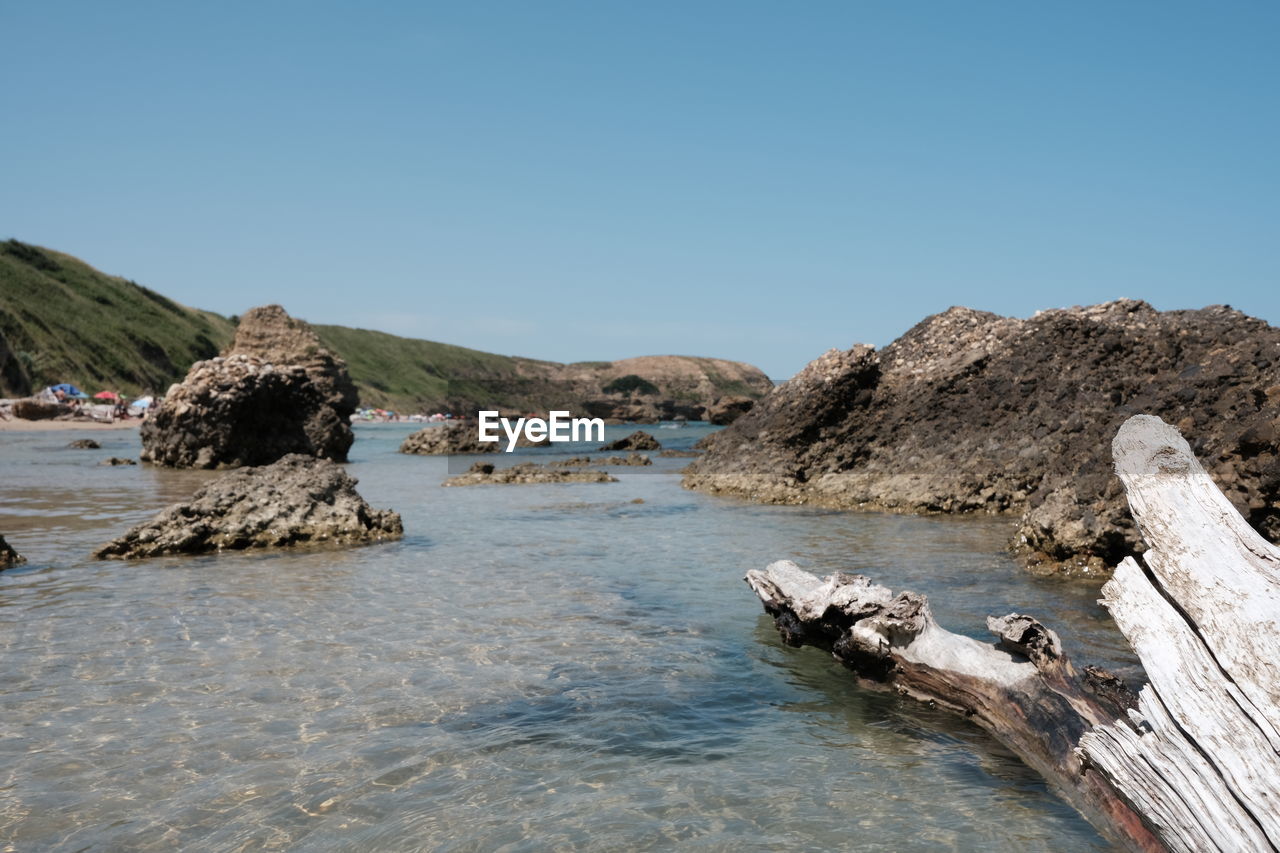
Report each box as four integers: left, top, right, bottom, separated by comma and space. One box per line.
0, 417, 142, 432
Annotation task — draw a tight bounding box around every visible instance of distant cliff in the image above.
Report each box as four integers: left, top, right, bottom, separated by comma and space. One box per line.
0, 240, 770, 416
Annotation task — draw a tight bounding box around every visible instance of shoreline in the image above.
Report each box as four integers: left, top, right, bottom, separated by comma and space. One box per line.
0, 418, 142, 432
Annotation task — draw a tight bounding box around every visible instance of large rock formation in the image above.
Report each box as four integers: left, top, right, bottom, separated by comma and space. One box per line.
229, 304, 358, 417
1, 534, 25, 570
94, 455, 402, 559
684, 301, 1280, 575
140, 306, 356, 468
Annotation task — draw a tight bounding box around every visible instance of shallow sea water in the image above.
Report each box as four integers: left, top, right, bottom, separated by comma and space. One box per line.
0, 423, 1137, 851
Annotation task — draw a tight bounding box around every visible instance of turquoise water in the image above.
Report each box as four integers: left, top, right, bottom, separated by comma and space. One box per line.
0, 423, 1134, 850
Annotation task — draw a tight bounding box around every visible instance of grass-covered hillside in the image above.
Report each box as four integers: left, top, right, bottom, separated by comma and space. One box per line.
0, 240, 772, 412
311, 324, 562, 411
0, 241, 235, 397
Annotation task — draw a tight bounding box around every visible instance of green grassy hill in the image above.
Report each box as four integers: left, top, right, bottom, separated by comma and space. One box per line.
0, 241, 235, 398
311, 323, 561, 411
0, 240, 771, 412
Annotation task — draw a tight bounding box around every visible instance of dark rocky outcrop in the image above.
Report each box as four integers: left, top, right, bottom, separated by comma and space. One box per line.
67, 439, 101, 449
140, 355, 352, 468
705, 396, 755, 425
140, 306, 356, 468
442, 461, 616, 486
600, 431, 661, 452
94, 454, 401, 559
684, 301, 1280, 576
1, 534, 25, 570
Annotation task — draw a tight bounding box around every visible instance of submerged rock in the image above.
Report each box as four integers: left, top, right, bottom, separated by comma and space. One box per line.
1, 534, 25, 569
94, 454, 402, 559
442, 461, 616, 487
600, 430, 661, 452
550, 454, 652, 467
595, 453, 652, 466
67, 438, 101, 449
140, 306, 356, 469
100, 457, 137, 466
684, 301, 1280, 576
549, 456, 594, 467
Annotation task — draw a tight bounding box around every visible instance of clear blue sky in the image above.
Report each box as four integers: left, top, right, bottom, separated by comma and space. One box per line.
4, 2, 1277, 378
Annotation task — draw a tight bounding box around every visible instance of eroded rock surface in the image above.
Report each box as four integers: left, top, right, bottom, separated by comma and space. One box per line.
1, 535, 25, 570
442, 461, 616, 486
229, 304, 359, 417
684, 301, 1280, 575
95, 454, 402, 559
141, 306, 356, 468
600, 431, 661, 452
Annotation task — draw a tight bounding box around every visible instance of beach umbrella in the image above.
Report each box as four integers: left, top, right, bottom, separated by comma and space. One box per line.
48, 383, 88, 398
129, 396, 154, 409
93, 391, 119, 401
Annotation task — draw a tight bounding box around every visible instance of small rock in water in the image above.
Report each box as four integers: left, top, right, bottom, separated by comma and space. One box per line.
94, 454, 403, 559
599, 430, 661, 452
400, 422, 541, 455
67, 439, 101, 449
0, 534, 26, 570
100, 457, 138, 466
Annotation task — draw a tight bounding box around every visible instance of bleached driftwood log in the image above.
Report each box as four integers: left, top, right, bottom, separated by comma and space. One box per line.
747, 414, 1280, 852
1077, 415, 1280, 852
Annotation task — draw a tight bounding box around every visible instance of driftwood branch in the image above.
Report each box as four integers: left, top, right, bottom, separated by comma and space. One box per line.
747, 414, 1280, 852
